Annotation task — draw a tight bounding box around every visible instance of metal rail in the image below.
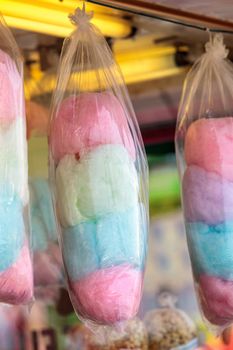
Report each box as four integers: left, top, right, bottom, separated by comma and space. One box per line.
87, 0, 233, 33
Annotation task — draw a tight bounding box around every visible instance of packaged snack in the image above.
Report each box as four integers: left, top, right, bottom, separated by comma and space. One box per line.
0, 15, 33, 305
144, 294, 197, 350
49, 6, 148, 326
86, 318, 148, 350
176, 33, 233, 330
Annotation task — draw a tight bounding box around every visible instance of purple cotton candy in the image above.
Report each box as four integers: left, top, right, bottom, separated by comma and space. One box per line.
183, 165, 233, 225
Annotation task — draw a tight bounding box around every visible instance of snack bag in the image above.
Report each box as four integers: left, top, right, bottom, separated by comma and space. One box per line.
176, 34, 233, 331
85, 318, 148, 350
144, 293, 197, 350
0, 16, 33, 304
49, 6, 149, 326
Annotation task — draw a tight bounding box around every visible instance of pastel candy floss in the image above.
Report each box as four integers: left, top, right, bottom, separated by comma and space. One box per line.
75, 144, 138, 219
56, 145, 138, 221
198, 275, 233, 326
0, 187, 33, 304
0, 243, 33, 304
183, 117, 233, 327
50, 92, 136, 162
0, 49, 21, 123
186, 221, 233, 279
0, 118, 28, 205
62, 204, 146, 280
69, 264, 142, 324
55, 156, 84, 227
185, 117, 233, 180
183, 165, 233, 224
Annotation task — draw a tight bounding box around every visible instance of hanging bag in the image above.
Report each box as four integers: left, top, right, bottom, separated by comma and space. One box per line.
0, 15, 33, 304
49, 6, 149, 327
176, 34, 233, 331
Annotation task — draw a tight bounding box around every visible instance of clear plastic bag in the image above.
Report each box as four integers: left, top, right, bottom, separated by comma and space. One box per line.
49, 6, 149, 326
0, 15, 33, 305
85, 317, 148, 350
175, 34, 233, 331
144, 293, 197, 350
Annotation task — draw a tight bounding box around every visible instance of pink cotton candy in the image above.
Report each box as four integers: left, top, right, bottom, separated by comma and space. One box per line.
199, 275, 233, 326
185, 117, 233, 181
50, 92, 136, 162
0, 49, 21, 124
0, 243, 33, 305
69, 264, 142, 325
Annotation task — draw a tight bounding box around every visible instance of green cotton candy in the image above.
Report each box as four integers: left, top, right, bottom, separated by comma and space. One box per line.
56, 155, 85, 227
55, 144, 138, 224
0, 118, 28, 205
75, 144, 138, 219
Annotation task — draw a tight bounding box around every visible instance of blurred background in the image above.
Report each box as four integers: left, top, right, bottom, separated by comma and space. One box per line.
1, 0, 233, 349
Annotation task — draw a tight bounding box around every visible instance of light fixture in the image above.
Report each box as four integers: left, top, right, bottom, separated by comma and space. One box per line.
37, 43, 188, 94
34, 0, 120, 16
5, 15, 73, 37
2, 0, 131, 38
116, 44, 188, 84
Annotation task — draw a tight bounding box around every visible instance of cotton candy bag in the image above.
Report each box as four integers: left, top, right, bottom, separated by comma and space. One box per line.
0, 15, 33, 304
175, 34, 233, 332
49, 6, 149, 326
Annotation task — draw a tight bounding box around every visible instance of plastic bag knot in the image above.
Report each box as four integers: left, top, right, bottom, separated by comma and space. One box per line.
158, 292, 177, 308
205, 33, 228, 60
69, 4, 93, 28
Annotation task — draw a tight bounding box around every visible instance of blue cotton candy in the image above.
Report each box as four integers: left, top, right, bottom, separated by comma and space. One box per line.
0, 187, 24, 271
30, 178, 57, 251
63, 204, 146, 281
186, 221, 233, 279
62, 222, 99, 280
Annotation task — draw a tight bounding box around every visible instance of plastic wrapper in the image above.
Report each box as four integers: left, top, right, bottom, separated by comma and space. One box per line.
144, 294, 197, 350
29, 178, 64, 292
85, 318, 148, 350
49, 6, 149, 327
0, 15, 33, 304
175, 34, 233, 331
